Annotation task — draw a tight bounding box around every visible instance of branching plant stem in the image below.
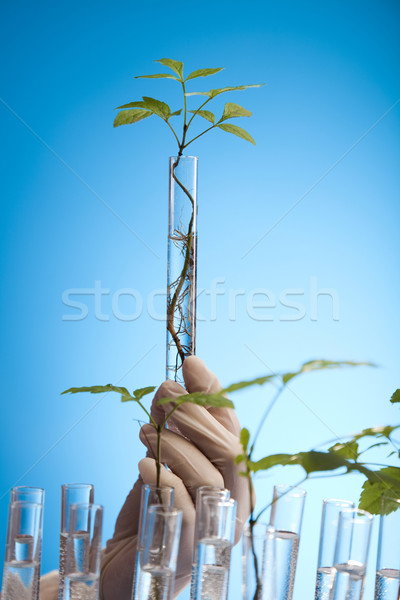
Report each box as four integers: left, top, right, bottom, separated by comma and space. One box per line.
245, 385, 285, 599
165, 79, 197, 378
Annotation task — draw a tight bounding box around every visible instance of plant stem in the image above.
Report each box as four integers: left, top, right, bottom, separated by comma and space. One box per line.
166, 96, 196, 378
186, 96, 214, 129
136, 398, 158, 429
245, 385, 294, 599
156, 424, 162, 489
165, 119, 180, 146
162, 403, 182, 430
184, 123, 218, 149
246, 460, 262, 600
250, 386, 283, 454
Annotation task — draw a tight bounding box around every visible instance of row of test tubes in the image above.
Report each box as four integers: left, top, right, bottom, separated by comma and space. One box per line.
315, 496, 400, 600
1, 483, 103, 600
2, 483, 399, 599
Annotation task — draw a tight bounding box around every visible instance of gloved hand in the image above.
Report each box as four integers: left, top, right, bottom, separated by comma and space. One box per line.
39, 571, 59, 599
0, 569, 60, 600
100, 355, 251, 599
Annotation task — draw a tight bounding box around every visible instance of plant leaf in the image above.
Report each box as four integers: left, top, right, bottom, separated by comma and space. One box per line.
235, 454, 246, 465
328, 440, 359, 460
113, 109, 153, 127
223, 375, 276, 394
391, 389, 400, 404
240, 428, 250, 453
297, 451, 350, 474
359, 467, 400, 514
217, 123, 255, 145
353, 425, 400, 442
155, 58, 183, 79
134, 73, 178, 80
62, 383, 133, 404
62, 384, 130, 396
282, 360, 374, 385
157, 391, 234, 409
186, 84, 264, 98
366, 441, 390, 451
169, 109, 182, 118
250, 453, 296, 473
188, 109, 215, 124
141, 96, 171, 119
221, 102, 252, 121
131, 386, 156, 401
116, 101, 147, 109
249, 449, 372, 478
185, 68, 224, 81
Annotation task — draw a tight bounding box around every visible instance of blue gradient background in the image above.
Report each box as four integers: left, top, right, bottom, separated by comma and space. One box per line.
0, 1, 399, 598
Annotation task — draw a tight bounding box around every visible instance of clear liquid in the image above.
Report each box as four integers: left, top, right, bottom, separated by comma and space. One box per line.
275, 530, 299, 600
59, 532, 68, 598
63, 573, 99, 600
59, 531, 91, 599
192, 538, 231, 600
331, 562, 366, 600
375, 569, 400, 600
2, 560, 38, 600
136, 566, 174, 600
314, 566, 335, 600
190, 563, 196, 600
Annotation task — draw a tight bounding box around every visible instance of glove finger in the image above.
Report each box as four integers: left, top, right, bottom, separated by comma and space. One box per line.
138, 458, 195, 581
182, 356, 241, 436
39, 571, 59, 600
150, 379, 187, 434
105, 477, 143, 548
140, 424, 224, 501
161, 402, 250, 539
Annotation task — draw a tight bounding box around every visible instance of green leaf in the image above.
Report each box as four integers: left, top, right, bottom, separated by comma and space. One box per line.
134, 73, 178, 80
391, 389, 400, 404
185, 67, 224, 81
301, 359, 374, 372
116, 101, 147, 109
62, 383, 133, 405
155, 58, 183, 79
329, 440, 359, 460
250, 453, 295, 473
221, 102, 252, 121
62, 384, 129, 396
188, 109, 215, 124
223, 375, 275, 394
113, 109, 152, 127
235, 454, 245, 465
282, 359, 374, 385
353, 425, 400, 441
169, 109, 182, 118
157, 391, 234, 409
217, 123, 255, 145
240, 428, 250, 452
297, 451, 349, 475
141, 96, 171, 119
131, 386, 156, 401
250, 449, 361, 477
185, 84, 264, 98
359, 467, 400, 514
282, 372, 296, 384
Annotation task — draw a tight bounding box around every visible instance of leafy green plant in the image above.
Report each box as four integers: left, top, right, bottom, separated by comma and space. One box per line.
113, 57, 263, 150
114, 58, 263, 380
157, 360, 399, 599
234, 366, 399, 599
62, 383, 233, 487
63, 364, 399, 599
